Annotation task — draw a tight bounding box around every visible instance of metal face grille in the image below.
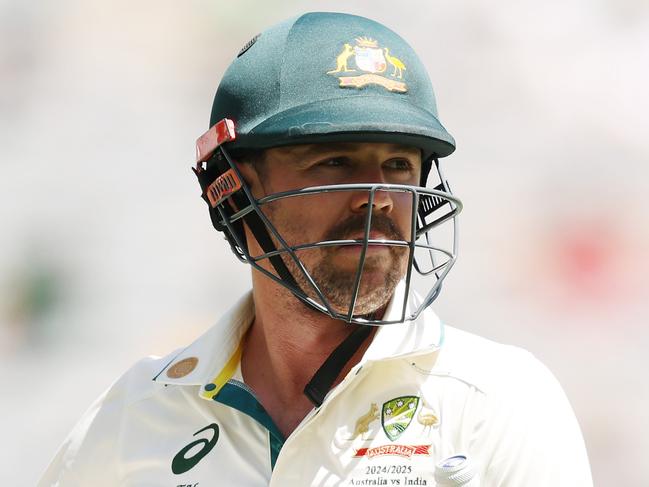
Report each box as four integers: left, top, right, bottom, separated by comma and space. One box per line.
213, 149, 462, 325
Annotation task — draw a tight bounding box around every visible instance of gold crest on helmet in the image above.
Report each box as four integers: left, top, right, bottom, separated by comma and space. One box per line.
327, 36, 407, 92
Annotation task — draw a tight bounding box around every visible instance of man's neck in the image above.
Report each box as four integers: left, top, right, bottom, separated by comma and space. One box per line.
240, 275, 376, 439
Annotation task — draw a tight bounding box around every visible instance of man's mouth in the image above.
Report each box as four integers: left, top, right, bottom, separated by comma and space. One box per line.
331, 233, 396, 257
345, 232, 392, 242
319, 214, 406, 258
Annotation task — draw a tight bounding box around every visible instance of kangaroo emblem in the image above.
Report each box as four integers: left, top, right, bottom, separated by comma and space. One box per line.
351, 403, 379, 440
328, 43, 356, 73
416, 399, 439, 435
384, 48, 406, 79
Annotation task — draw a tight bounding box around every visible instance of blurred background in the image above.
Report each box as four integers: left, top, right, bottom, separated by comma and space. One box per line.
1, 0, 647, 484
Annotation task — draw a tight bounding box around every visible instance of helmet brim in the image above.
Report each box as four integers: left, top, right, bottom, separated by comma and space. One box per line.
230, 95, 456, 159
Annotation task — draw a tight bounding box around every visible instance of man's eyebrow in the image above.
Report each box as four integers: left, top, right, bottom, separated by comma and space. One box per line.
285, 143, 420, 160
287, 143, 357, 159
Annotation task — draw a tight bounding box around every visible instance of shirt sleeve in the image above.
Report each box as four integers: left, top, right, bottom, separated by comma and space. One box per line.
37, 385, 123, 487
473, 349, 593, 487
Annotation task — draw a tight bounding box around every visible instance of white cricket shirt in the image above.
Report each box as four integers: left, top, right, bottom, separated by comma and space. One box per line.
39, 287, 593, 486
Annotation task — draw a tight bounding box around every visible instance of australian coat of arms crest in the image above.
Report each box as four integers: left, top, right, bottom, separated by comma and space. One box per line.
327, 36, 408, 93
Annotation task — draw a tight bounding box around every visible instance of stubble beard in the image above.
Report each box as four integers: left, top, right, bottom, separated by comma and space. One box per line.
263, 203, 410, 317
310, 246, 408, 316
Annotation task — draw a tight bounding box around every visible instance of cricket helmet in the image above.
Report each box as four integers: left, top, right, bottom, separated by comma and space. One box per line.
193, 12, 461, 328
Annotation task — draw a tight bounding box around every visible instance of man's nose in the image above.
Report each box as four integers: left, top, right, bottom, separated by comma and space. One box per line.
351, 170, 394, 213
348, 165, 394, 213
350, 188, 394, 214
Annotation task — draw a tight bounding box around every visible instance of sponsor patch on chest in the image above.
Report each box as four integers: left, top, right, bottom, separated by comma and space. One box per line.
338, 395, 441, 485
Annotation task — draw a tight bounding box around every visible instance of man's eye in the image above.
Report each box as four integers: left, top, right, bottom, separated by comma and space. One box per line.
385, 158, 413, 170
318, 158, 346, 167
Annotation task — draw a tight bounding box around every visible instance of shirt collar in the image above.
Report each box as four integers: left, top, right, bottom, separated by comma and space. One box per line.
153, 292, 254, 390
362, 280, 443, 363
152, 282, 443, 399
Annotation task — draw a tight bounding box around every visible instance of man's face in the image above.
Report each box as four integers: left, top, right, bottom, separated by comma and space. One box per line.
240, 142, 422, 316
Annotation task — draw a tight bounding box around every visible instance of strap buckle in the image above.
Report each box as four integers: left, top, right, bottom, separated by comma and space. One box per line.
205, 168, 242, 208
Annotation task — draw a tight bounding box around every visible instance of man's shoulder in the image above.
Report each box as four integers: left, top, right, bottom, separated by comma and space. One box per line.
436, 324, 561, 397
38, 353, 183, 486
85, 351, 184, 415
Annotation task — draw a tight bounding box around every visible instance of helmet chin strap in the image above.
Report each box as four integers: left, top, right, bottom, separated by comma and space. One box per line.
304, 298, 390, 407
304, 324, 373, 407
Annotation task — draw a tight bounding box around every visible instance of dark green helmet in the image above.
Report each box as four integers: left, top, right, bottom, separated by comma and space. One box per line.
210, 12, 455, 167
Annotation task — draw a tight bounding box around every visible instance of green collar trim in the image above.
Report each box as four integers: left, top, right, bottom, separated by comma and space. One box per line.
212, 380, 285, 469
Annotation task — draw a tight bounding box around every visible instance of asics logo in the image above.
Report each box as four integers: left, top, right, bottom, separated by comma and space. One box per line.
172, 423, 220, 474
